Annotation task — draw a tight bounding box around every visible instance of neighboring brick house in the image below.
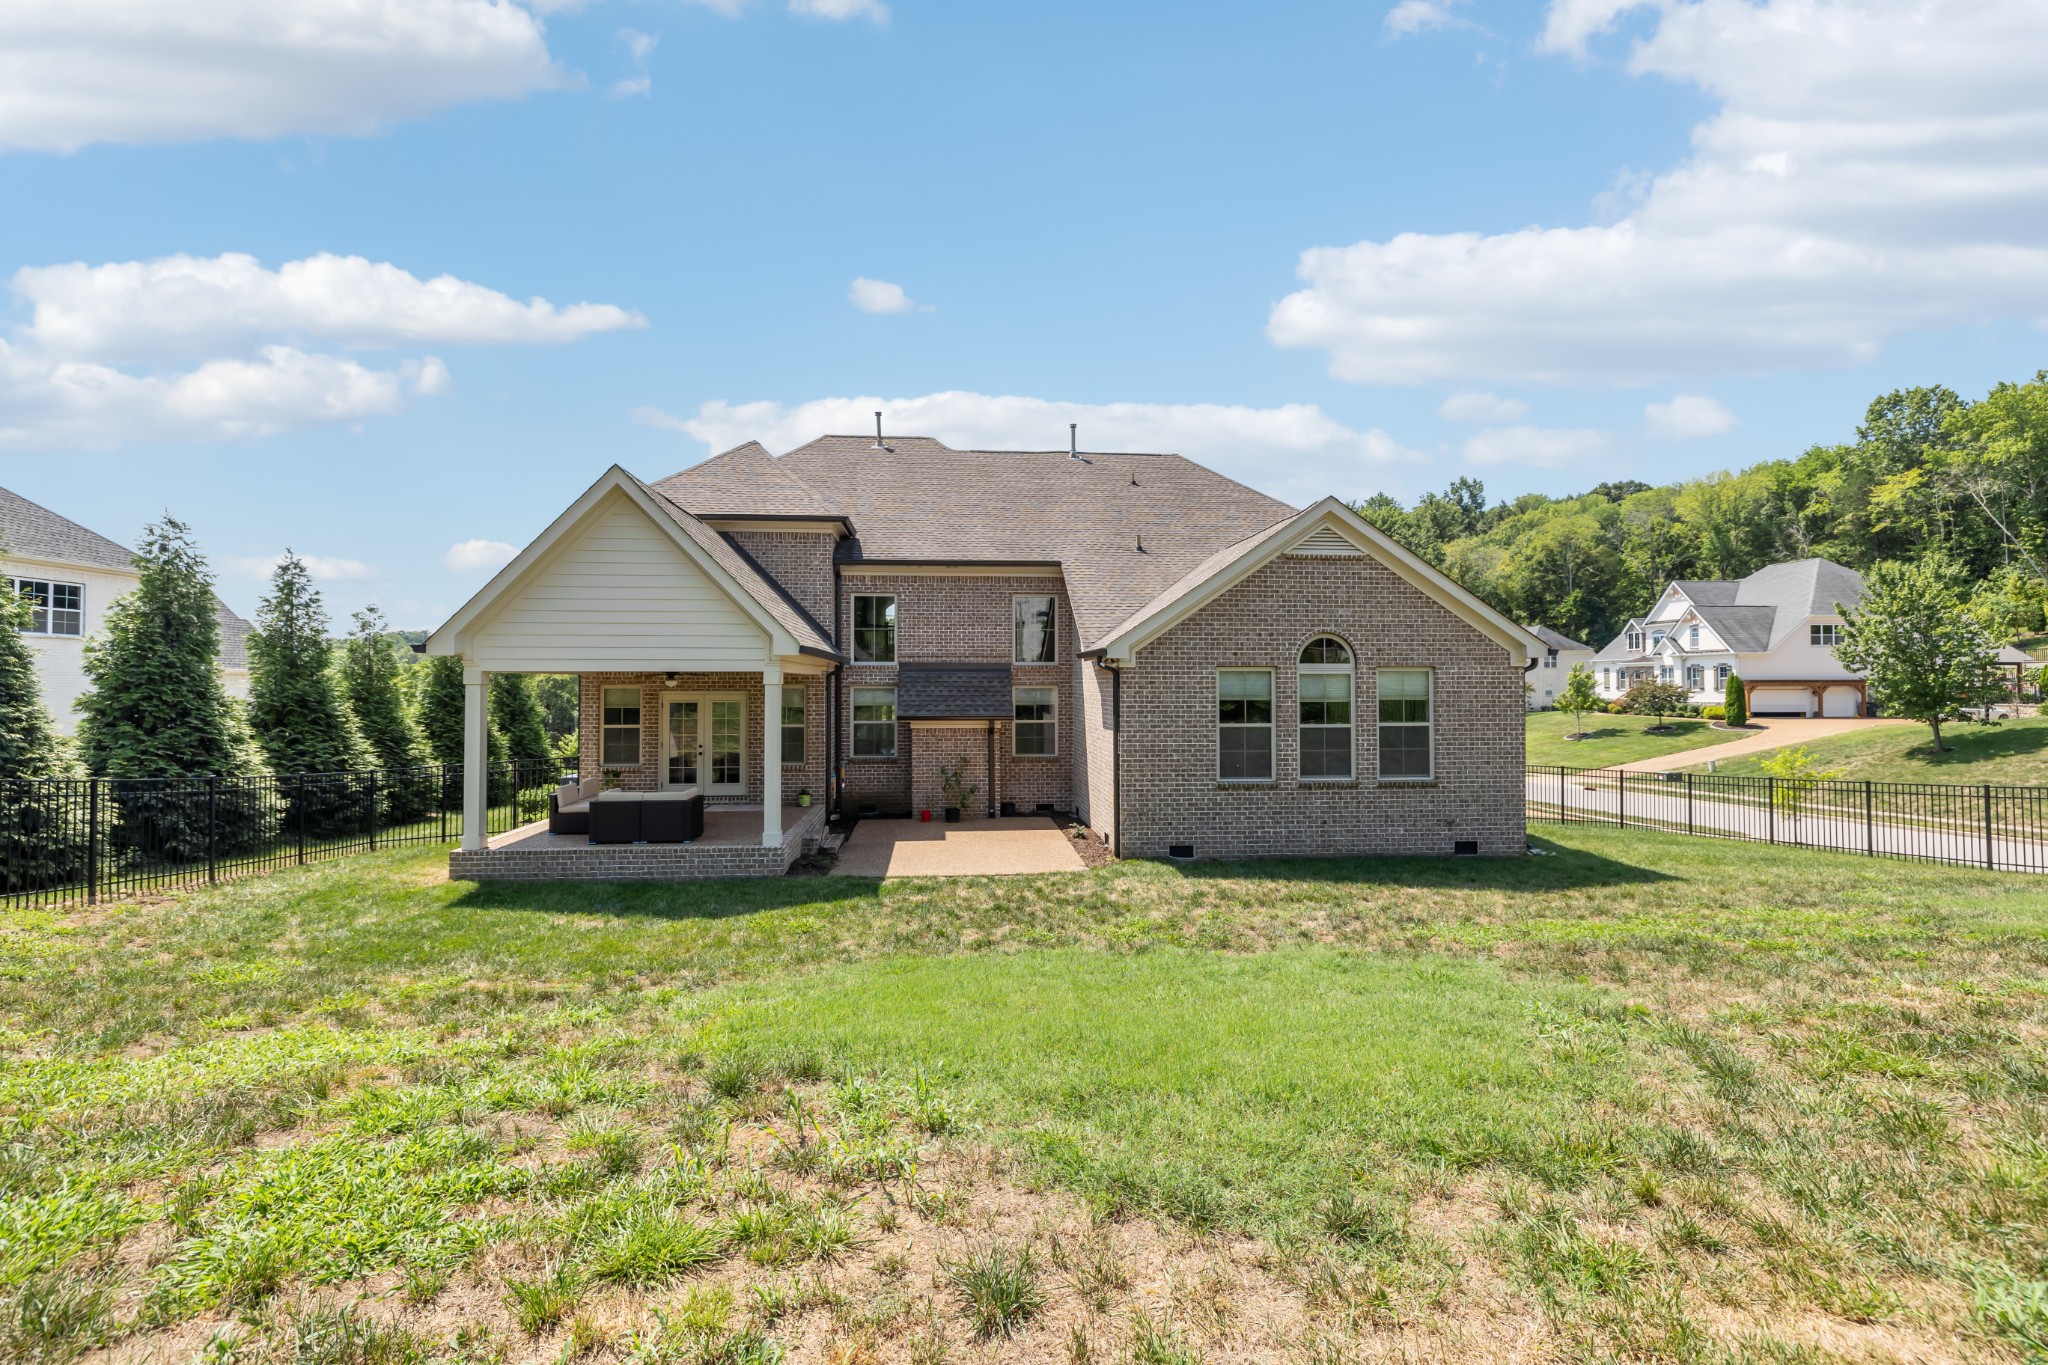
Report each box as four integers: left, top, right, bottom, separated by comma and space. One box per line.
427, 433, 1540, 868
1, 486, 253, 734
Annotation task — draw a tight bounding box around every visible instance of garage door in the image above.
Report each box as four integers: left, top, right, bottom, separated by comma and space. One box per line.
1821, 686, 1860, 718
1750, 687, 1813, 716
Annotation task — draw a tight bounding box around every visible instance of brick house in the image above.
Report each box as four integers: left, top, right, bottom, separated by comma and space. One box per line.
427, 433, 1540, 875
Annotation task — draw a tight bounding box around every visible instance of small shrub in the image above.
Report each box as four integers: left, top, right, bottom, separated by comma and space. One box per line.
944, 1244, 1045, 1339
1700, 704, 1726, 721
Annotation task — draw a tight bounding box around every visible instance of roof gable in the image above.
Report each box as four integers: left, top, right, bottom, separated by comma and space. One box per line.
1091, 498, 1540, 665
428, 467, 837, 667
0, 485, 137, 572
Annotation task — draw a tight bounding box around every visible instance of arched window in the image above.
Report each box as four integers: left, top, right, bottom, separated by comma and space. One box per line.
1298, 636, 1354, 779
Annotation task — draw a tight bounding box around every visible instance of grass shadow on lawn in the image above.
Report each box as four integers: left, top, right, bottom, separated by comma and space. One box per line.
1166, 837, 1674, 892
448, 872, 889, 923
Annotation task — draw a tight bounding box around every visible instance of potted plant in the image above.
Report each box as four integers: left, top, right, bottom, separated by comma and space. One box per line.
600, 768, 623, 792
796, 788, 812, 807
939, 762, 978, 824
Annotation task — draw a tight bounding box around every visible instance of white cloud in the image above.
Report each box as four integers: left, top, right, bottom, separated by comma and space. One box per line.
0, 0, 566, 153
641, 391, 1425, 505
0, 342, 445, 450
1384, 1, 1470, 37
1645, 393, 1738, 438
444, 539, 518, 575
14, 253, 643, 364
847, 277, 924, 315
610, 29, 655, 99
229, 552, 381, 582
1270, 0, 2048, 386
1461, 425, 1610, 469
1438, 390, 1529, 422
790, 0, 889, 21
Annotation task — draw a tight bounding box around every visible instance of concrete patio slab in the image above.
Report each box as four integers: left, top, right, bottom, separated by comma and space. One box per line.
832, 815, 1088, 879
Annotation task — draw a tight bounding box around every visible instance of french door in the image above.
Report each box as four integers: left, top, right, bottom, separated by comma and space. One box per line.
661, 693, 745, 796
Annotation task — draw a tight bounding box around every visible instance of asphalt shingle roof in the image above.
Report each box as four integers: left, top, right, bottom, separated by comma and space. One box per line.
0, 485, 137, 571
1594, 559, 1865, 659
651, 436, 1296, 651
896, 664, 1013, 719
1526, 624, 1590, 652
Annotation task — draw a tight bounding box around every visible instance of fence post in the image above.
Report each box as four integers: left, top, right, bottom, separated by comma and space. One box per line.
1984, 784, 1994, 871
1686, 772, 1694, 836
1617, 771, 1626, 829
1767, 777, 1776, 845
206, 773, 219, 884
1864, 780, 1873, 857
296, 771, 308, 864
86, 779, 100, 905
367, 770, 380, 852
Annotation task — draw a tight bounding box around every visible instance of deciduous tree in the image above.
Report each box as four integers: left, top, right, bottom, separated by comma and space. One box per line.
1835, 554, 2004, 752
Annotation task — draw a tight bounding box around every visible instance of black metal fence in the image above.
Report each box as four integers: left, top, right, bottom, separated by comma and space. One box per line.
1, 761, 567, 910
1528, 765, 2048, 873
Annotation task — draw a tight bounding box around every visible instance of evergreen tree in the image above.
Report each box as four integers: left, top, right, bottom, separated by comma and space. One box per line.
339, 606, 433, 822
246, 552, 374, 836
490, 672, 554, 785
416, 653, 468, 768
76, 517, 274, 861
1724, 672, 1748, 727
1836, 554, 2005, 752
0, 566, 89, 893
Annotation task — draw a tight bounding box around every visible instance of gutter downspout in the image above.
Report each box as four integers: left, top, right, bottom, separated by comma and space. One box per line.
1110, 662, 1122, 860
987, 720, 996, 819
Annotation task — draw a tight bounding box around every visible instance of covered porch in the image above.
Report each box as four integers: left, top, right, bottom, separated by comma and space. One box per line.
424, 467, 845, 881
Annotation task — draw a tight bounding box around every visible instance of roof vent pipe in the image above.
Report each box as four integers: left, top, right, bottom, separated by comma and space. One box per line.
872, 411, 891, 452
1069, 423, 1079, 459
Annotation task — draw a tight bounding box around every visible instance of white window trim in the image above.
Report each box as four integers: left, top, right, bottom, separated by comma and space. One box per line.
1012, 686, 1058, 757
1376, 667, 1434, 783
1217, 668, 1276, 783
1810, 623, 1840, 647
780, 683, 806, 767
1012, 594, 1059, 665
599, 686, 643, 768
850, 685, 898, 759
11, 577, 85, 638
1297, 637, 1355, 782
851, 593, 897, 665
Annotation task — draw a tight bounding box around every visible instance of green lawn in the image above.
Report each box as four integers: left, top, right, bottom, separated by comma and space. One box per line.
1525, 708, 1738, 767
1693, 713, 2048, 786
4, 832, 2047, 1362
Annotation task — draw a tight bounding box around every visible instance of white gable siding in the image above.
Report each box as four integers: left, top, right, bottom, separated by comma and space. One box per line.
466, 494, 769, 671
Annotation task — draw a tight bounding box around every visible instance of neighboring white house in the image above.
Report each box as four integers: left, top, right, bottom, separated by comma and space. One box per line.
1591, 558, 1868, 717
1, 486, 252, 734
1524, 624, 1594, 710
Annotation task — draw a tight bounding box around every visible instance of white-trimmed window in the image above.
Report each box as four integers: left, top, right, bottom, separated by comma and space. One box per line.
1686, 665, 1704, 690
1376, 669, 1432, 781
1543, 652, 1557, 669
1014, 687, 1056, 756
1688, 624, 1700, 648
780, 685, 806, 765
600, 687, 642, 766
1298, 636, 1354, 780
1217, 669, 1274, 781
1600, 667, 1612, 689
1716, 664, 1731, 688
1014, 595, 1057, 664
1626, 629, 1644, 651
852, 595, 896, 663
11, 578, 83, 637
1810, 623, 1840, 647
851, 687, 897, 758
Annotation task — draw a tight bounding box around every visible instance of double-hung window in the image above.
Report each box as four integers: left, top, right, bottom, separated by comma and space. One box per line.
1716, 664, 1731, 687
1626, 630, 1644, 651
1688, 625, 1700, 648
1376, 669, 1432, 780
1686, 665, 1704, 690
1217, 670, 1274, 781
852, 595, 896, 663
1014, 687, 1056, 756
780, 685, 806, 764
1297, 636, 1353, 780
851, 687, 897, 758
1014, 595, 1056, 663
600, 687, 642, 766
11, 579, 83, 636
1810, 623, 1840, 647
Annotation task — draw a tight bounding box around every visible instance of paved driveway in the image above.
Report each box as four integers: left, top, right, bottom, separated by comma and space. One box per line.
1618, 716, 1910, 772
832, 815, 1089, 879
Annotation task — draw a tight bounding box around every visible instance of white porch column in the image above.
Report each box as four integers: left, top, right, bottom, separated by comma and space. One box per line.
461, 667, 490, 851
760, 664, 782, 847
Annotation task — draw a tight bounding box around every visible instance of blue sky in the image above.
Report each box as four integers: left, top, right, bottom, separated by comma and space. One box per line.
1, 0, 2044, 627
